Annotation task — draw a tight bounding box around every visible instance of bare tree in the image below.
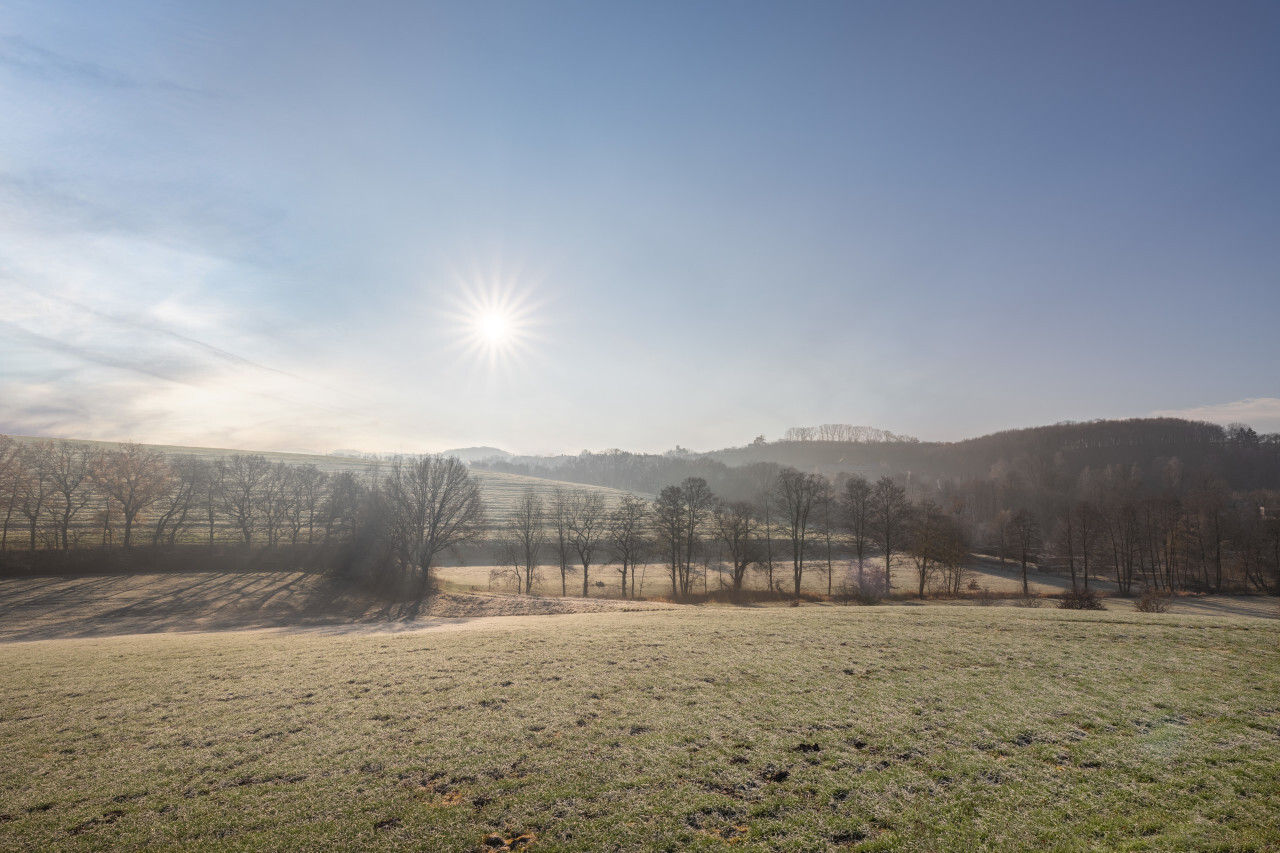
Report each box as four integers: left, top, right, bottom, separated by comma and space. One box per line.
1055, 499, 1098, 592
91, 443, 173, 548
380, 455, 486, 595
712, 499, 760, 592
320, 470, 366, 545
748, 463, 779, 591
607, 493, 649, 598
497, 488, 546, 595
203, 458, 225, 545
1186, 477, 1229, 593
14, 444, 53, 550
293, 464, 329, 544
907, 499, 936, 598
932, 512, 972, 596
257, 462, 295, 547
0, 436, 22, 551
870, 476, 909, 594
218, 454, 272, 546
841, 475, 873, 587
46, 442, 94, 549
567, 490, 607, 597
989, 508, 1012, 564
652, 484, 686, 596
650, 478, 715, 597
151, 456, 207, 546
1009, 508, 1040, 595
680, 477, 715, 595
774, 467, 824, 596
817, 477, 836, 595
550, 487, 573, 596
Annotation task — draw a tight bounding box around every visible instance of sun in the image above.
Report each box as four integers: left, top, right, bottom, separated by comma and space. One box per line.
442, 267, 546, 373
478, 311, 508, 343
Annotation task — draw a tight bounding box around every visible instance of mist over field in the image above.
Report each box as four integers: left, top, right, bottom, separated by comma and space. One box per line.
3, 2, 1280, 850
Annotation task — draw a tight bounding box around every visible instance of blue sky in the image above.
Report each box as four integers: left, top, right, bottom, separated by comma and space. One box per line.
2, 1, 1278, 454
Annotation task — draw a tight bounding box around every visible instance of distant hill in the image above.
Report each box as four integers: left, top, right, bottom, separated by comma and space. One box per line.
441, 446, 513, 463
704, 418, 1278, 488
476, 418, 1280, 497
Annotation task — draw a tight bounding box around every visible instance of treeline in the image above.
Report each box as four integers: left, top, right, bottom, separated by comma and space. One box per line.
943, 452, 1280, 595
0, 437, 367, 552
490, 469, 968, 601
489, 461, 1280, 600
781, 424, 919, 443
0, 437, 492, 596
5, 422, 1278, 598
478, 419, 1280, 596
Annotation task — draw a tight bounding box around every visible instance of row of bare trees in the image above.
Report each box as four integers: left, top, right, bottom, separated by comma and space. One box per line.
490, 469, 970, 599
0, 437, 374, 552
954, 458, 1280, 594
1, 436, 493, 596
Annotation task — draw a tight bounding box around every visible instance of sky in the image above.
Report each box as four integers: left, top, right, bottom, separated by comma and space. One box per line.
2, 1, 1278, 455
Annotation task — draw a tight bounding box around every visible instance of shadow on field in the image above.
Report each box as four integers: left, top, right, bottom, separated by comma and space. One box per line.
0, 572, 440, 642
0, 572, 675, 642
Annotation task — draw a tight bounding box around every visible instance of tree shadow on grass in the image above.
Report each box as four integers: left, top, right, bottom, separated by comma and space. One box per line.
0, 571, 439, 642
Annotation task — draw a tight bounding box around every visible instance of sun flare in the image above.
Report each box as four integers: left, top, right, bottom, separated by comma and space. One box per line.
479, 312, 508, 342
443, 268, 545, 373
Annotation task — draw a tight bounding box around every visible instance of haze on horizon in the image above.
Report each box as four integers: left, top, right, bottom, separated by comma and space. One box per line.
2, 1, 1278, 456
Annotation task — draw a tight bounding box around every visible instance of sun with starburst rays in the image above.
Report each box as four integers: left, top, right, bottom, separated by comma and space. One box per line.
441, 266, 545, 373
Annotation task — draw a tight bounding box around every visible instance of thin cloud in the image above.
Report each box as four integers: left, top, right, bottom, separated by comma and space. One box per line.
44, 297, 371, 406
1151, 398, 1280, 434
0, 35, 212, 97
0, 319, 206, 387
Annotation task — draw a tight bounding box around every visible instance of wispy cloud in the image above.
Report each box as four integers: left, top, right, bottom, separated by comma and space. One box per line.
0, 35, 210, 96
1151, 398, 1280, 434
0, 319, 209, 386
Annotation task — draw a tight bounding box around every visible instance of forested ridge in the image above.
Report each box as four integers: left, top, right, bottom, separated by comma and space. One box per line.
478, 418, 1280, 496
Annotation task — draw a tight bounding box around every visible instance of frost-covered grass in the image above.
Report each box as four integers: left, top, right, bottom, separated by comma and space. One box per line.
2, 607, 1278, 851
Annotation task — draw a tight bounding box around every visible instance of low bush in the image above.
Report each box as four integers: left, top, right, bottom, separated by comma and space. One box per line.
835, 571, 889, 606
1056, 588, 1106, 610
1133, 587, 1171, 613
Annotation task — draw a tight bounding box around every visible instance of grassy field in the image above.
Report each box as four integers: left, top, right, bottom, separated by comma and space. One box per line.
2, 605, 1278, 851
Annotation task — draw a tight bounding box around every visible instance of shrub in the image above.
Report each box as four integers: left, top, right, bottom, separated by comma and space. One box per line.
1133, 588, 1171, 613
1013, 594, 1044, 608
975, 587, 996, 606
838, 572, 888, 606
1056, 588, 1106, 610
